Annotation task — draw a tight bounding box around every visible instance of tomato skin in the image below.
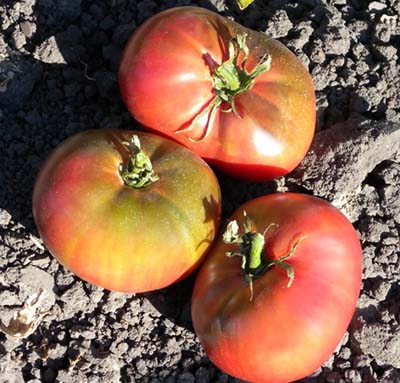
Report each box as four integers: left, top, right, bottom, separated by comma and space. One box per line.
191, 193, 362, 383
33, 130, 221, 293
119, 7, 315, 181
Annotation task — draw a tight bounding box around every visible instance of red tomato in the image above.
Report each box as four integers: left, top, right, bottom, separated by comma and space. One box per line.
119, 7, 315, 181
191, 193, 362, 383
33, 130, 221, 293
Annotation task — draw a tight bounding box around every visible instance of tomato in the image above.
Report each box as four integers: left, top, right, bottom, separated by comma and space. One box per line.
119, 7, 315, 181
191, 193, 362, 383
33, 130, 221, 293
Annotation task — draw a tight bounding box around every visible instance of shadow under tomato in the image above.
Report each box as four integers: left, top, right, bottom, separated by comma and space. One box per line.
144, 272, 198, 333
211, 157, 290, 181
202, 194, 221, 225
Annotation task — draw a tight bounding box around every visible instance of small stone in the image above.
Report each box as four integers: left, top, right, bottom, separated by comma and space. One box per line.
381, 369, 400, 382
355, 60, 369, 75
373, 45, 397, 61
110, 341, 129, 355
34, 36, 66, 64
377, 245, 398, 265
137, 0, 157, 24
352, 42, 369, 58
181, 357, 194, 371
57, 25, 82, 45
57, 369, 87, 382
320, 24, 351, 56
62, 67, 83, 82
195, 367, 210, 383
59, 282, 91, 319
0, 291, 20, 306
310, 41, 326, 64
373, 23, 392, 43
352, 319, 400, 368
112, 24, 136, 46
371, 279, 392, 301
20, 266, 55, 307
11, 27, 26, 50
0, 53, 42, 111
89, 4, 104, 20
102, 44, 122, 71
298, 0, 319, 6
357, 184, 381, 217
57, 0, 82, 21
375, 161, 400, 185
216, 372, 229, 382
339, 346, 352, 360
336, 360, 351, 369
344, 369, 362, 383
94, 71, 117, 99
84, 84, 97, 99
368, 1, 387, 11
381, 184, 400, 221
311, 64, 337, 91
264, 10, 293, 39
0, 209, 12, 226
288, 21, 313, 51
20, 21, 36, 38
136, 359, 148, 375
326, 371, 342, 383
64, 83, 81, 98
381, 232, 399, 246
55, 269, 75, 290
359, 217, 390, 243
102, 292, 128, 313
43, 367, 57, 382
100, 15, 116, 30
177, 372, 195, 383
297, 52, 310, 68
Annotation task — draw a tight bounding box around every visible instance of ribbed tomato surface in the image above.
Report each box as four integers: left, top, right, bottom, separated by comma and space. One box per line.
119, 7, 315, 181
192, 193, 362, 382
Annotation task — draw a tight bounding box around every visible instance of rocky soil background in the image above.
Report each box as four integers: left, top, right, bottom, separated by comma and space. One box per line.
0, 0, 399, 382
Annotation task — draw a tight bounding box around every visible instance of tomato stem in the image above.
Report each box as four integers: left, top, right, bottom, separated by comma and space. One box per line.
213, 33, 271, 115
175, 33, 271, 141
120, 135, 159, 188
223, 212, 306, 301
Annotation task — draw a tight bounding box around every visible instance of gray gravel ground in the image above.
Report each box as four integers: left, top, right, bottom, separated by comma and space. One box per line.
0, 0, 399, 382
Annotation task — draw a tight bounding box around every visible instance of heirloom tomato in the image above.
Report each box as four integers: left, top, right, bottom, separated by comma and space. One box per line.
119, 7, 315, 181
192, 193, 362, 383
33, 130, 221, 293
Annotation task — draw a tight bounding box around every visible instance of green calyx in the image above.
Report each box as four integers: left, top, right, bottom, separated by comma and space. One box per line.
120, 135, 159, 189
175, 33, 271, 141
236, 0, 255, 10
212, 33, 271, 115
223, 212, 306, 301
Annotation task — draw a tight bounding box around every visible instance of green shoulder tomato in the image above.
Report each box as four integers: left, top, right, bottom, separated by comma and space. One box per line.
33, 130, 221, 293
